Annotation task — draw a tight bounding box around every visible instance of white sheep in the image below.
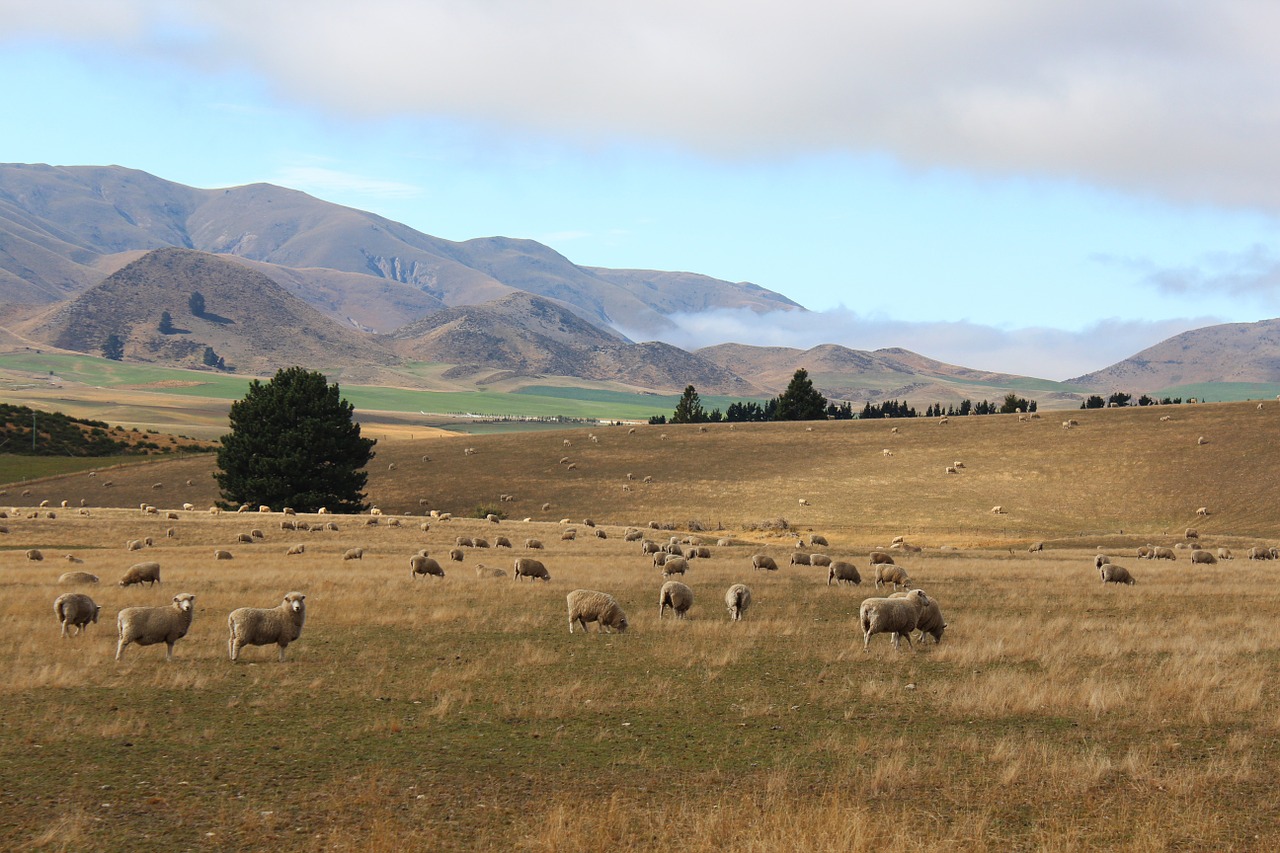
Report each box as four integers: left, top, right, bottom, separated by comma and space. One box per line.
228, 592, 307, 662
514, 557, 550, 582
411, 554, 445, 579
116, 593, 196, 661
869, 551, 895, 565
860, 589, 931, 651
790, 552, 812, 566
567, 589, 628, 633
25, 548, 44, 561
827, 562, 862, 585
1217, 547, 1234, 560
1028, 542, 1044, 553
798, 498, 810, 507
1190, 549, 1217, 565
214, 549, 233, 560
343, 548, 364, 560
809, 534, 829, 547
119, 561, 161, 588
725, 584, 752, 621
658, 580, 694, 619
661, 556, 689, 577
286, 543, 305, 556
751, 554, 778, 571
809, 554, 832, 567
1100, 564, 1136, 585
874, 564, 911, 591
889, 590, 947, 644
54, 593, 101, 637
58, 571, 99, 585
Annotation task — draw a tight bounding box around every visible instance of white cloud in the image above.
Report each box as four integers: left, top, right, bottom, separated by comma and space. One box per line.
9, 0, 1280, 210
617, 307, 1213, 381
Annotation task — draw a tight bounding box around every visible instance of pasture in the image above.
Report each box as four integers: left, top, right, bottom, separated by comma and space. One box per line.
1, 401, 1279, 850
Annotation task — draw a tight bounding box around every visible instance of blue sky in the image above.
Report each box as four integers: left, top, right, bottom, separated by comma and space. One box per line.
4, 1, 1280, 380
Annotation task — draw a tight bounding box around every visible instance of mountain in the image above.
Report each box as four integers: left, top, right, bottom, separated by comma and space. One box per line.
0, 163, 803, 336
22, 247, 395, 376
1068, 319, 1280, 392
389, 292, 760, 394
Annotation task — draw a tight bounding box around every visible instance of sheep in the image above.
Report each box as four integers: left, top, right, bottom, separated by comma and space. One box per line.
1028, 542, 1044, 553
236, 533, 254, 544
689, 545, 710, 558
1197, 507, 1210, 517
514, 557, 550, 582
873, 564, 911, 591
250, 528, 265, 539
1197, 436, 1208, 445
58, 571, 99, 584
798, 498, 810, 507
1137, 545, 1154, 559
868, 551, 895, 565
343, 548, 364, 561
882, 449, 894, 457
643, 476, 653, 484
214, 549, 233, 560
476, 564, 507, 578
491, 536, 511, 548
54, 593, 101, 637
889, 590, 947, 644
1185, 528, 1199, 540
228, 592, 307, 662
860, 589, 931, 651
1251, 547, 1276, 560
116, 593, 196, 661
485, 513, 500, 524
661, 557, 689, 577
624, 529, 643, 542
471, 537, 490, 549
286, 543, 306, 556
809, 534, 829, 547
410, 555, 446, 579
641, 540, 662, 555
561, 529, 577, 541
449, 548, 465, 562
1100, 564, 1136, 585
790, 552, 812, 566
1153, 546, 1176, 560
752, 554, 778, 571
827, 561, 862, 586
567, 589, 628, 633
659, 580, 694, 619
126, 539, 143, 552
1218, 547, 1234, 560
953, 461, 965, 469
945, 466, 958, 474
281, 519, 297, 531
259, 505, 272, 513
119, 562, 161, 588
455, 536, 473, 548
524, 538, 544, 549
1095, 554, 1111, 569
991, 505, 1006, 514
25, 548, 44, 561
1190, 549, 1217, 565
809, 554, 832, 567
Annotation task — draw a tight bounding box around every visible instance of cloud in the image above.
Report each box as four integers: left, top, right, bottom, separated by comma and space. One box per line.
616, 306, 1214, 382
9, 1, 1280, 210
270, 166, 422, 200
1141, 245, 1280, 301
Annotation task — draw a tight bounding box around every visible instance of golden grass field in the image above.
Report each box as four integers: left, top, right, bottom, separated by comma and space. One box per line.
2, 401, 1280, 850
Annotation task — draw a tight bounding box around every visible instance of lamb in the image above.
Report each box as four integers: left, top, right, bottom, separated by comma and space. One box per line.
567, 589, 628, 633
54, 593, 101, 637
860, 589, 931, 651
809, 554, 832, 567
58, 571, 99, 585
343, 548, 364, 561
1100, 564, 1135, 585
874, 564, 911, 591
790, 552, 812, 566
228, 592, 307, 662
659, 580, 694, 619
661, 556, 689, 577
752, 554, 778, 571
724, 583, 752, 621
115, 593, 196, 661
119, 561, 161, 588
410, 555, 445, 579
1190, 549, 1217, 565
827, 561, 862, 586
214, 549, 233, 560
889, 590, 947, 644
514, 557, 551, 582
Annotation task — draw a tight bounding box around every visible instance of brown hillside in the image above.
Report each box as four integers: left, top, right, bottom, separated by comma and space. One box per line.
14, 399, 1280, 545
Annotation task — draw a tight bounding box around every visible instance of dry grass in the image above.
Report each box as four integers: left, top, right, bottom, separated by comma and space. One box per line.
1, 401, 1279, 849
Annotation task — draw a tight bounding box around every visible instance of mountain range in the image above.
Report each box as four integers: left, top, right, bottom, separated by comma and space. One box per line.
1, 162, 1278, 402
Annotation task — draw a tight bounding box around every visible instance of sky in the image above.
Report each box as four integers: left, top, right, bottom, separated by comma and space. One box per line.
3, 0, 1280, 380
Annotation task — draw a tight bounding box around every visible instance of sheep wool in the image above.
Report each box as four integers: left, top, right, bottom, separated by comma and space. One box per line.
860, 589, 931, 651
725, 584, 752, 621
116, 593, 196, 661
54, 592, 101, 637
228, 592, 308, 662
567, 589, 628, 634
658, 580, 694, 619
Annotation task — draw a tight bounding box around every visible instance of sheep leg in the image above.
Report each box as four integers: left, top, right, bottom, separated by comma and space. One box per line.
278, 643, 287, 663
164, 641, 176, 661
115, 639, 128, 661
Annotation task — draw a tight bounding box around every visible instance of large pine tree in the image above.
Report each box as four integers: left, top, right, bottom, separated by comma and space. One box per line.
670, 385, 708, 424
214, 367, 375, 512
774, 368, 828, 420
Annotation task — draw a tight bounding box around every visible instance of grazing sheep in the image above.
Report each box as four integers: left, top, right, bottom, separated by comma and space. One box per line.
54, 593, 101, 637
868, 551, 895, 566
1197, 436, 1208, 445
991, 505, 1006, 514
494, 536, 512, 548
688, 545, 710, 558
790, 552, 812, 566
1249, 547, 1273, 560
281, 519, 297, 531
889, 590, 947, 644
641, 540, 662, 555
1185, 528, 1199, 540
567, 589, 628, 633
228, 592, 307, 662
1190, 549, 1217, 565
809, 534, 829, 547
798, 498, 810, 507
236, 533, 254, 544
126, 539, 143, 552
1137, 545, 1154, 559
1095, 554, 1111, 569
343, 548, 364, 561
214, 549, 233, 560
860, 589, 931, 651
476, 564, 507, 578
455, 536, 473, 548
514, 557, 551, 582
945, 466, 958, 474
752, 554, 778, 571
874, 564, 911, 591
25, 548, 44, 561
1197, 507, 1210, 517
116, 593, 196, 661
827, 561, 862, 586
1100, 564, 1136, 585
473, 537, 490, 549
448, 548, 465, 562
561, 529, 577, 541
1218, 547, 1234, 560
1153, 547, 1176, 560
661, 556, 689, 577
1028, 542, 1044, 553
410, 555, 445, 579
119, 562, 161, 588
659, 580, 694, 619
58, 571, 99, 584
524, 538, 544, 550
882, 449, 893, 457
624, 529, 643, 542
954, 461, 965, 469
809, 554, 832, 567
250, 528, 264, 539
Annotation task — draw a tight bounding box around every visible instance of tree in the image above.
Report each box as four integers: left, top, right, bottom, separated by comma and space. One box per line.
774, 368, 828, 421
1082, 395, 1106, 409
158, 311, 175, 334
189, 291, 206, 317
1108, 392, 1132, 407
671, 385, 708, 424
102, 334, 124, 361
202, 346, 225, 370
214, 367, 375, 513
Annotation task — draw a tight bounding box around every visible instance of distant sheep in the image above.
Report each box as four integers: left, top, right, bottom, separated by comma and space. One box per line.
119, 561, 161, 588
449, 548, 464, 562
798, 498, 810, 507
475, 564, 506, 578
860, 589, 931, 651
236, 533, 254, 544
790, 552, 811, 566
561, 529, 577, 541
116, 593, 196, 661
286, 544, 305, 556
1100, 564, 1136, 585
524, 538, 544, 549
54, 593, 101, 637
725, 583, 752, 621
659, 580, 694, 619
514, 557, 551, 582
455, 536, 473, 548
751, 554, 778, 571
126, 539, 143, 552
214, 549, 233, 560
494, 536, 512, 548
1095, 554, 1111, 569
660, 556, 689, 577
1197, 436, 1208, 445
868, 551, 895, 566
567, 589, 628, 633
1153, 547, 1176, 560
1190, 549, 1217, 565
991, 505, 1005, 514
874, 564, 911, 591
343, 548, 364, 561
809, 554, 832, 567
1028, 542, 1044, 553
228, 592, 307, 662
25, 548, 44, 561
473, 537, 490, 548
1217, 547, 1234, 560
58, 571, 99, 584
1196, 507, 1210, 517
827, 561, 862, 586
945, 466, 958, 474
1185, 528, 1199, 539
410, 555, 445, 579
